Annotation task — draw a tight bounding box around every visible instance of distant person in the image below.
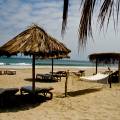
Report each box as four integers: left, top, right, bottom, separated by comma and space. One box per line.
108, 67, 111, 71
107, 67, 113, 74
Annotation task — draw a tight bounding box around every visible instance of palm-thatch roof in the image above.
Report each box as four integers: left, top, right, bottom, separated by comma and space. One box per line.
89, 52, 120, 82
89, 53, 120, 64
0, 24, 71, 57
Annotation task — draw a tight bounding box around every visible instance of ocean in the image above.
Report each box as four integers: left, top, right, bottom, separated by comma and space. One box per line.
0, 57, 116, 69
0, 56, 93, 67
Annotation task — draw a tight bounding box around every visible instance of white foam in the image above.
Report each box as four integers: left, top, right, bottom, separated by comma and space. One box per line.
0, 63, 5, 65
10, 63, 31, 66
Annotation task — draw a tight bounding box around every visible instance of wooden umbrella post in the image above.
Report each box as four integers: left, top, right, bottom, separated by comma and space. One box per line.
118, 59, 120, 83
32, 54, 35, 92
51, 58, 54, 80
65, 70, 69, 97
95, 58, 98, 74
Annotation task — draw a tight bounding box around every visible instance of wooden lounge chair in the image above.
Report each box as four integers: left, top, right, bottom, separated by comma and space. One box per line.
4, 70, 16, 75
51, 71, 67, 81
0, 70, 3, 75
0, 88, 19, 106
0, 88, 19, 95
36, 73, 60, 82
55, 71, 67, 77
109, 71, 119, 83
72, 70, 85, 77
20, 86, 54, 99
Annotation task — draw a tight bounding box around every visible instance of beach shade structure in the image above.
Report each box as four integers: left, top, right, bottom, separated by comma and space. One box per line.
89, 52, 120, 82
50, 55, 70, 77
40, 54, 70, 76
0, 24, 71, 92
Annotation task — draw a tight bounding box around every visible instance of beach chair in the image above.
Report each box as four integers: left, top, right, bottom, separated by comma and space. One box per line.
36, 73, 60, 82
0, 87, 19, 106
20, 86, 54, 99
72, 70, 85, 77
55, 71, 67, 78
109, 71, 119, 83
4, 70, 16, 75
0, 70, 3, 75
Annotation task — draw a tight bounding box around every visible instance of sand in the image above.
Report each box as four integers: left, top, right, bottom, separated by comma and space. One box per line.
0, 67, 120, 120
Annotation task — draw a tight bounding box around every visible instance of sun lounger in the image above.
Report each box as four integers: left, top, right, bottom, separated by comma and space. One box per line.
56, 71, 67, 77
50, 71, 67, 79
0, 70, 3, 75
36, 73, 60, 82
72, 70, 85, 77
0, 88, 19, 106
80, 73, 109, 84
0, 70, 16, 75
0, 88, 19, 95
20, 86, 54, 99
4, 70, 16, 75
36, 74, 53, 80
109, 71, 119, 83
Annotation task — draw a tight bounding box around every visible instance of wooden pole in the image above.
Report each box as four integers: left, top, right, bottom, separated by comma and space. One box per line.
65, 70, 69, 97
52, 58, 54, 75
96, 58, 98, 74
108, 74, 112, 88
118, 59, 120, 83
51, 58, 54, 81
32, 54, 35, 92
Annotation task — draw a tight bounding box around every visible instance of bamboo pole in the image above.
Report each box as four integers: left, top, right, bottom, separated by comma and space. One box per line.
51, 58, 54, 81
32, 54, 35, 92
65, 70, 69, 97
52, 58, 54, 74
118, 59, 120, 83
95, 58, 98, 74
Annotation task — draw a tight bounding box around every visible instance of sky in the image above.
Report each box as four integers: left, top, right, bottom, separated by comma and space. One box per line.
0, 0, 120, 61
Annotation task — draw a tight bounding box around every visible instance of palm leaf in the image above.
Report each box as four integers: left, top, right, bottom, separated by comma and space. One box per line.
62, 0, 120, 48
79, 0, 96, 47
61, 0, 69, 35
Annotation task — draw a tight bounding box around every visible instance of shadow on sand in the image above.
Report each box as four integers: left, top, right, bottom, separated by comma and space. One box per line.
0, 94, 50, 113
67, 88, 102, 97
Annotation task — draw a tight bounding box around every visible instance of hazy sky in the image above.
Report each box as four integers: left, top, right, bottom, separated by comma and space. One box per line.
0, 0, 120, 60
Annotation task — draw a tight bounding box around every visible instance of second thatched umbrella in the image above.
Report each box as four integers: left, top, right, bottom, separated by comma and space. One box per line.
0, 24, 71, 91
89, 52, 120, 82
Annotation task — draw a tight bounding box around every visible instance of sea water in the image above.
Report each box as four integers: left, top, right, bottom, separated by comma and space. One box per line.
0, 56, 116, 69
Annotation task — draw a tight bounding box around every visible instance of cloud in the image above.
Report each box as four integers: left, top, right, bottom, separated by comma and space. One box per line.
0, 0, 32, 32
0, 0, 63, 31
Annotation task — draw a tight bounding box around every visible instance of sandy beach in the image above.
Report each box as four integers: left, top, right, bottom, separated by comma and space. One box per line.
0, 66, 120, 120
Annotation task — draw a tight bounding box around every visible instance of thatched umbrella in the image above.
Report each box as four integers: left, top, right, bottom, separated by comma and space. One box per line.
0, 24, 71, 91
40, 54, 70, 77
89, 52, 120, 82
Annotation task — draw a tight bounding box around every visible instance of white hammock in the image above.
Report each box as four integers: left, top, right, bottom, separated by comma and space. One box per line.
80, 73, 109, 84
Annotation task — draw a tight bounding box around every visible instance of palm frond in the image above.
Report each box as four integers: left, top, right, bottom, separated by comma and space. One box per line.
116, 0, 120, 25
61, 0, 120, 48
98, 0, 114, 29
79, 0, 96, 47
61, 0, 69, 35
